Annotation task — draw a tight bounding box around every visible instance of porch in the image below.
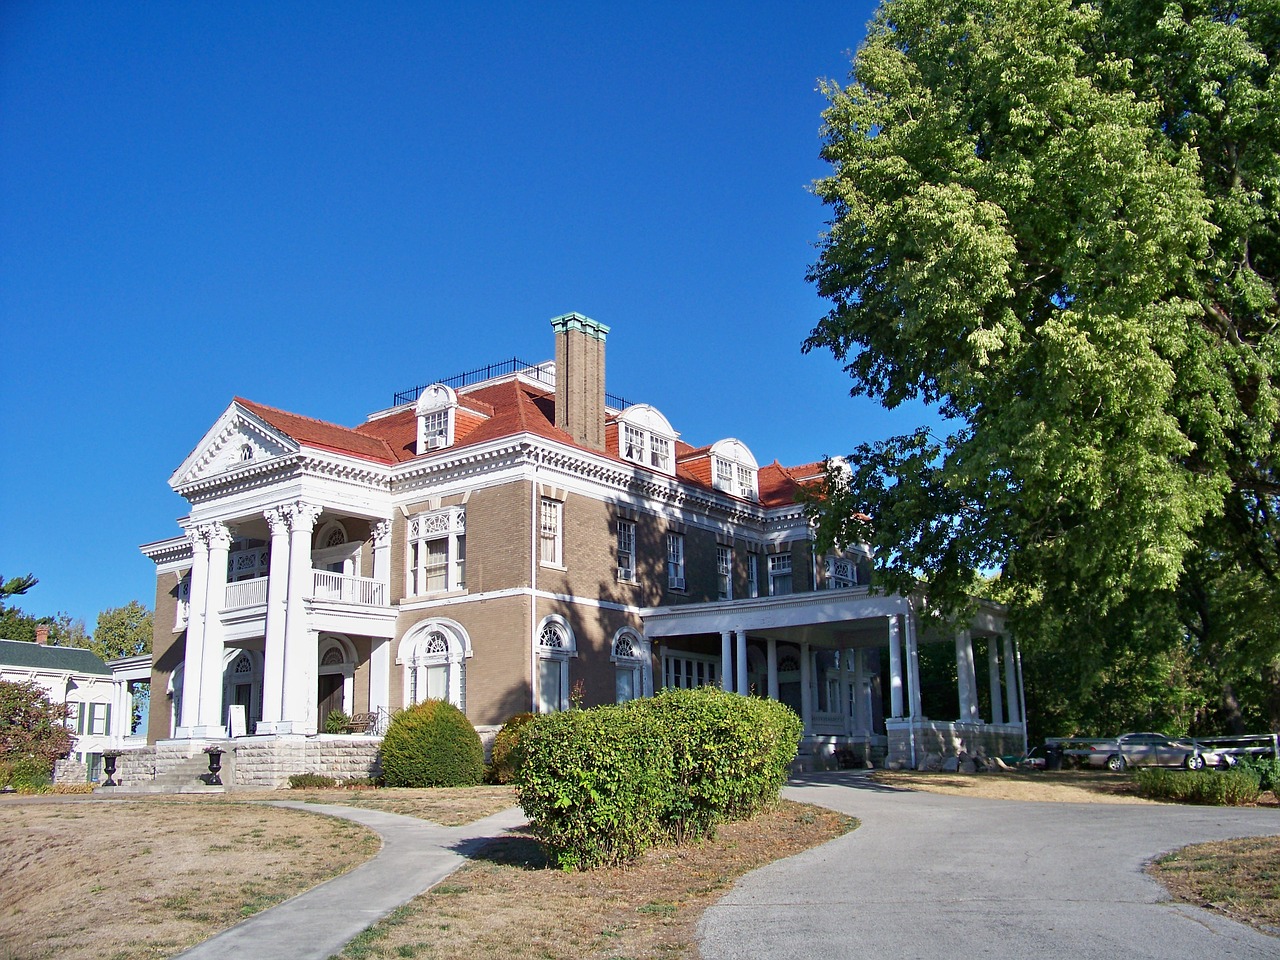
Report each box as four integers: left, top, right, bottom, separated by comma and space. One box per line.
642, 589, 1026, 770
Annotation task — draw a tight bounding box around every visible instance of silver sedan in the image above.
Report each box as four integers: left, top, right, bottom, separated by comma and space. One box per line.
1086, 732, 1228, 771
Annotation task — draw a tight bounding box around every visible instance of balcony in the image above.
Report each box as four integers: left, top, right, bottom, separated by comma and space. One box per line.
217, 571, 396, 642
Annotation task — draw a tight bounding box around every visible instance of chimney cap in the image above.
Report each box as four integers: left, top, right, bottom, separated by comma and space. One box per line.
550, 312, 609, 341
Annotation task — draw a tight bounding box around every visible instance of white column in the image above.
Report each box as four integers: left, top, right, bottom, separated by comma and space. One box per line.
955, 629, 979, 723
838, 647, 850, 734
887, 614, 904, 719
852, 648, 866, 734
281, 503, 321, 733
179, 527, 210, 733
799, 641, 813, 733
192, 523, 232, 735
1004, 635, 1020, 724
766, 638, 779, 700
258, 508, 292, 732
720, 630, 733, 692
905, 611, 922, 719
988, 637, 1004, 724
367, 520, 393, 717
735, 629, 748, 696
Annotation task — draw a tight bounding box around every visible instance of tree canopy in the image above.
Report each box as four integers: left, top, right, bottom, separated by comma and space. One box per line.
805, 0, 1279, 733
91, 601, 153, 661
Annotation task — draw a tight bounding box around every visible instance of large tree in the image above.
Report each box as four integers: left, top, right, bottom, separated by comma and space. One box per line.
91, 601, 153, 661
805, 0, 1279, 732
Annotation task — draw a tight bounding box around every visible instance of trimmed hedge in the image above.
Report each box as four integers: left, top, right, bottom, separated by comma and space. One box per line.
380, 699, 485, 788
488, 712, 537, 784
515, 688, 802, 869
1135, 767, 1262, 805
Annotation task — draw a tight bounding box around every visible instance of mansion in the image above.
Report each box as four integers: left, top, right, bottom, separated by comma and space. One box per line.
139, 314, 1025, 781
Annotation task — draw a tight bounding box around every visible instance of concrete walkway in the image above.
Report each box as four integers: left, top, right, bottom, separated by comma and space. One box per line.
698, 771, 1280, 960
176, 802, 528, 960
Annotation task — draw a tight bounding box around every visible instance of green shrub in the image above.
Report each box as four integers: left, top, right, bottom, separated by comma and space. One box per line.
488, 712, 537, 784
379, 699, 484, 788
10, 756, 52, 794
636, 688, 802, 841
288, 772, 339, 789
1236, 754, 1280, 797
325, 710, 352, 734
515, 688, 803, 869
1135, 767, 1262, 805
515, 705, 674, 869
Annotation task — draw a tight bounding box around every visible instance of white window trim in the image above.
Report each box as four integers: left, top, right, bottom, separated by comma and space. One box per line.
769, 552, 793, 596
666, 533, 686, 591
535, 614, 577, 712
397, 620, 472, 710
415, 384, 459, 454
540, 498, 564, 568
616, 519, 636, 583
716, 545, 732, 601
406, 506, 467, 596
662, 651, 720, 690
611, 628, 652, 703
747, 552, 759, 599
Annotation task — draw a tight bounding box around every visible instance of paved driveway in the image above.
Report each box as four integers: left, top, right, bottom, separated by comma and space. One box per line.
698, 771, 1280, 960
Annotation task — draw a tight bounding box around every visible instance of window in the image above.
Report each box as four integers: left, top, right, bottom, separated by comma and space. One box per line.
401, 624, 469, 710
662, 653, 719, 690
612, 629, 650, 704
537, 617, 576, 712
616, 519, 636, 582
415, 383, 458, 454
539, 498, 563, 566
175, 574, 191, 630
616, 404, 678, 476
623, 424, 645, 462
825, 556, 857, 589
227, 540, 269, 581
747, 553, 759, 599
649, 434, 671, 472
406, 507, 466, 595
769, 553, 793, 596
709, 440, 759, 501
717, 546, 732, 600
77, 702, 111, 736
666, 533, 685, 590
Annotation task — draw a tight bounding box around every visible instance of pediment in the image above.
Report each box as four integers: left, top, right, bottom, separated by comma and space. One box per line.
170, 402, 299, 488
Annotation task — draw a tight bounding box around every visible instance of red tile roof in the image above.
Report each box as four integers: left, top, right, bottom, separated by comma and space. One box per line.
237, 388, 825, 511
237, 398, 397, 464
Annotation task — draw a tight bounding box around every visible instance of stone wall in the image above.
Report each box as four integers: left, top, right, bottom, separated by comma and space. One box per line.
886, 721, 1026, 767
231, 736, 382, 788
53, 757, 88, 783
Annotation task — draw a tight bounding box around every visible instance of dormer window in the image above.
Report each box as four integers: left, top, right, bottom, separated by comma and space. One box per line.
616, 404, 678, 477
709, 439, 758, 501
415, 384, 458, 454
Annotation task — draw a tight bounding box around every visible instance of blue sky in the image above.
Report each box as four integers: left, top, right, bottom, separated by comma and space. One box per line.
1, 1, 932, 631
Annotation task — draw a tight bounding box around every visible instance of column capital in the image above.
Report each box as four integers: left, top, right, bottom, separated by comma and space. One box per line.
264, 506, 291, 536
372, 518, 393, 547
189, 521, 234, 548
286, 502, 323, 533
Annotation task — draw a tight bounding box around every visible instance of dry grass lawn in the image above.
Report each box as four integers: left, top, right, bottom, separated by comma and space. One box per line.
333, 800, 856, 960
230, 785, 518, 826
870, 767, 1152, 803
0, 798, 380, 960
1151, 836, 1280, 937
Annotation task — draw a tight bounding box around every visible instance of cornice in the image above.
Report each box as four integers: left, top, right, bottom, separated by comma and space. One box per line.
139, 536, 193, 565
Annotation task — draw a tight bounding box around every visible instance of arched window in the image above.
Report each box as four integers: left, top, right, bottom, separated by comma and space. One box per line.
398, 621, 471, 711
414, 384, 459, 454
317, 636, 355, 724
610, 628, 651, 704
536, 615, 577, 712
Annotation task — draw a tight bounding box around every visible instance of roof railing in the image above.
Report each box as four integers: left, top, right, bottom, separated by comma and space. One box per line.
393, 357, 632, 410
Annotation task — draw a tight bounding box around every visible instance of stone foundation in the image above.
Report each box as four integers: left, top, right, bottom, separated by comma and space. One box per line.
886, 720, 1026, 767
231, 736, 383, 788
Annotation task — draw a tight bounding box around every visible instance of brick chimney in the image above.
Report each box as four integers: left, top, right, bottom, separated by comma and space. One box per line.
34, 625, 48, 645
551, 312, 609, 451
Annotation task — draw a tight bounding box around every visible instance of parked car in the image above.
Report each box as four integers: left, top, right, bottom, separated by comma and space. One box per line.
1083, 732, 1229, 772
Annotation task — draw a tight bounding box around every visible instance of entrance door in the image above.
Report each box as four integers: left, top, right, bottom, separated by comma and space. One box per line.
318, 674, 344, 721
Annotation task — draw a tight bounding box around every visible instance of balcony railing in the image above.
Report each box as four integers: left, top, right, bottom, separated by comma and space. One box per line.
312, 570, 386, 606
224, 577, 269, 609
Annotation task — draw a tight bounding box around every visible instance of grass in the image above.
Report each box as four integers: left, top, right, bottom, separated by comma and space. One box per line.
328, 800, 857, 960
1151, 836, 1280, 936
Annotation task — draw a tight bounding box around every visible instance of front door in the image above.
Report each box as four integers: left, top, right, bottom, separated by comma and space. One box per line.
318, 673, 344, 721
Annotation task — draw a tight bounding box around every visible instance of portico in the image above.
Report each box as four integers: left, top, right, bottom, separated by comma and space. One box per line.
643, 588, 1026, 768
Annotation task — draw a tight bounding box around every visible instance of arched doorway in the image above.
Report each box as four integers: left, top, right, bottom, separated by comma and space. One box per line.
222, 649, 263, 732
318, 635, 356, 722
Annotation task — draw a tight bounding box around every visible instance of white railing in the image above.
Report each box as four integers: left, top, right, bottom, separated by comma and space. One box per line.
312, 570, 386, 606
224, 577, 269, 609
